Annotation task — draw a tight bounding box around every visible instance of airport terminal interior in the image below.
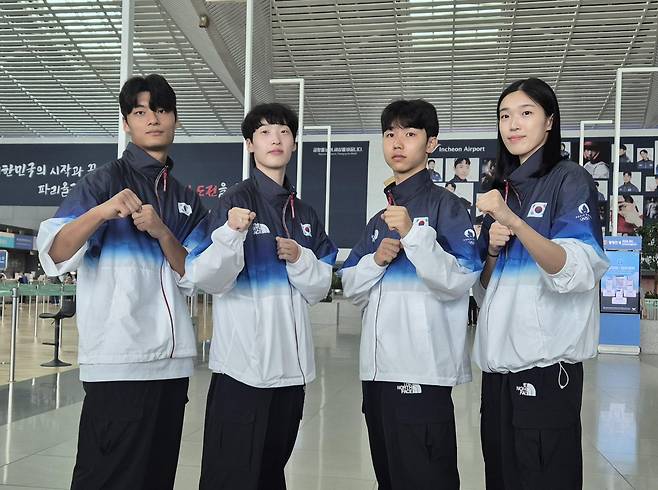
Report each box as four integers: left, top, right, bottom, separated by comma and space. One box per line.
1, 0, 658, 489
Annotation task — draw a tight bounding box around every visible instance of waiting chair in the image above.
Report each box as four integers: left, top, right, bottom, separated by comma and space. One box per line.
39, 296, 75, 367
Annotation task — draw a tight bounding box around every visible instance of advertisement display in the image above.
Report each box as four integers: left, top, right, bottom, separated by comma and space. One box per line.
600, 236, 641, 314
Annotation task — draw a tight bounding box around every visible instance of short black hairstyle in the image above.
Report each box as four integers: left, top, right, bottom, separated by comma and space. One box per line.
454, 157, 471, 168
445, 182, 456, 190
241, 103, 298, 140
620, 144, 627, 151
428, 159, 435, 164
623, 171, 632, 177
640, 149, 649, 154
381, 99, 439, 137
119, 74, 177, 120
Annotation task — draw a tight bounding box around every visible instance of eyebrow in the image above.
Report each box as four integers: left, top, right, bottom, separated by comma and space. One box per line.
499, 103, 537, 112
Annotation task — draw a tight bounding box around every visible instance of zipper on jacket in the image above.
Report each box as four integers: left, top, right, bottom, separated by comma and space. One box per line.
372, 280, 383, 381
288, 282, 306, 386
154, 166, 176, 358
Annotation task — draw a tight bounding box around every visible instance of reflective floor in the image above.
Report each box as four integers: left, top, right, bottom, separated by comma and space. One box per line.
0, 301, 654, 489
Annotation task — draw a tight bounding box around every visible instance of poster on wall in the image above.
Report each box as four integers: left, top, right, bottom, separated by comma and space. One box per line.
600, 236, 641, 314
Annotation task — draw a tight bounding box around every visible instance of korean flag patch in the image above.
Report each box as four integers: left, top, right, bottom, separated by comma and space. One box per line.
527, 202, 547, 218
301, 223, 312, 237
413, 216, 429, 227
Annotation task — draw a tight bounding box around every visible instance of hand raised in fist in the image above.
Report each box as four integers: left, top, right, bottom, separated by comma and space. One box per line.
228, 207, 256, 232
374, 238, 402, 266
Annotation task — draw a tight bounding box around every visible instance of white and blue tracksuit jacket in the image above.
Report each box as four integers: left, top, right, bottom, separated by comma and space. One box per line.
181, 167, 337, 388
341, 169, 482, 386
473, 150, 610, 374
37, 143, 208, 381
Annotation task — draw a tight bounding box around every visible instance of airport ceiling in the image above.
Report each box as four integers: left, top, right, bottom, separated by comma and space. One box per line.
0, 0, 657, 137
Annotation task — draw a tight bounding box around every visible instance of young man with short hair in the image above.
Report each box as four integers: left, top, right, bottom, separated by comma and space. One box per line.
449, 157, 471, 183
341, 99, 481, 489
182, 103, 337, 490
37, 74, 207, 489
619, 171, 640, 193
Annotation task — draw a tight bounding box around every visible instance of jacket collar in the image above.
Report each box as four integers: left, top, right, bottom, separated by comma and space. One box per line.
383, 168, 433, 206
506, 147, 543, 202
252, 166, 295, 209
121, 142, 173, 181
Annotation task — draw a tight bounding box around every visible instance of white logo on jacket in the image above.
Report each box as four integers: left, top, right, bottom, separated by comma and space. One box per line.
397, 383, 422, 395
516, 383, 537, 397
371, 229, 379, 243
577, 202, 592, 221
301, 223, 312, 237
413, 217, 429, 227
252, 223, 270, 235
464, 228, 476, 239
177, 202, 192, 216
527, 202, 547, 218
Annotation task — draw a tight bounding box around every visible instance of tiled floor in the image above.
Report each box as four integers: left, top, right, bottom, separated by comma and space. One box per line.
0, 300, 654, 489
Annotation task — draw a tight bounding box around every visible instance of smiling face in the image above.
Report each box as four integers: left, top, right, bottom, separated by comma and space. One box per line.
498, 90, 553, 163
246, 119, 297, 172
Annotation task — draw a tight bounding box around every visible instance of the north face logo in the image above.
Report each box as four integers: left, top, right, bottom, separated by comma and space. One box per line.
177, 202, 192, 216
397, 383, 422, 395
516, 383, 537, 397
252, 223, 270, 235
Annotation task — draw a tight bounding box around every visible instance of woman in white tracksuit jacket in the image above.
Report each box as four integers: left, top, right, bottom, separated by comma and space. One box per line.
474, 78, 610, 490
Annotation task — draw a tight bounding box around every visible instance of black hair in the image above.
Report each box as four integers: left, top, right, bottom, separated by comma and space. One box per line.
381, 99, 439, 137
620, 144, 627, 151
454, 157, 471, 168
622, 194, 634, 203
119, 74, 177, 120
241, 103, 299, 140
428, 159, 435, 164
492, 78, 562, 191
595, 181, 600, 187
445, 182, 456, 190
623, 171, 632, 177
640, 149, 649, 154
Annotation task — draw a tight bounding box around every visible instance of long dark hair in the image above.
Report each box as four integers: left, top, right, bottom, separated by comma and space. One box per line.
492, 78, 562, 190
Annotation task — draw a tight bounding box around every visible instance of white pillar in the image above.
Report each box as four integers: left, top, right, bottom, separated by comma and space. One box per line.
242, 0, 254, 180
117, 0, 135, 157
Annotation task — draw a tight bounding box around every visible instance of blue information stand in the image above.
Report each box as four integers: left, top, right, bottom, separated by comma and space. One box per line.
599, 236, 641, 355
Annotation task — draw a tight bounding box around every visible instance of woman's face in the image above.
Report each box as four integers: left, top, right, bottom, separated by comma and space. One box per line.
498, 90, 553, 164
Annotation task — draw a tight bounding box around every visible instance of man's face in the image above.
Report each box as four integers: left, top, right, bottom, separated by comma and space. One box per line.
641, 151, 649, 161
623, 174, 631, 183
619, 148, 626, 156
584, 148, 592, 160
246, 119, 296, 171
454, 161, 470, 179
383, 125, 437, 177
123, 91, 176, 152
427, 160, 435, 170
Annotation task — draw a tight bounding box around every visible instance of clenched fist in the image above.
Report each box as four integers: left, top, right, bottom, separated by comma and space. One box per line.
132, 205, 169, 240
476, 190, 520, 229
97, 189, 142, 221
276, 237, 301, 263
228, 207, 256, 232
381, 206, 413, 238
374, 238, 402, 266
488, 221, 514, 256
